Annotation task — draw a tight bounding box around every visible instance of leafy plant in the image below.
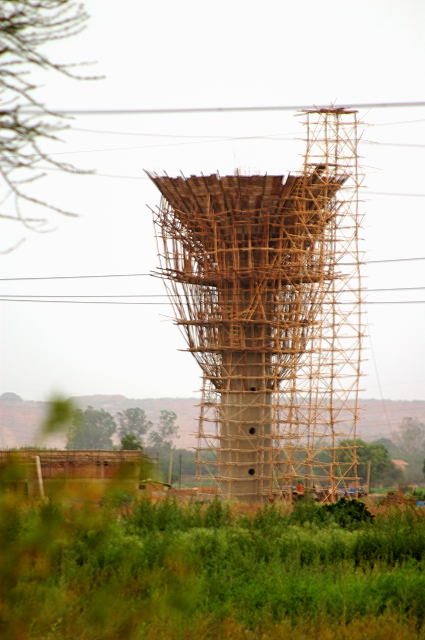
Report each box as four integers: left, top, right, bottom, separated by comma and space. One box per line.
323, 498, 374, 529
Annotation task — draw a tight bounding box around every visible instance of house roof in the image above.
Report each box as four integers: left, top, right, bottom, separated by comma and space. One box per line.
392, 459, 409, 467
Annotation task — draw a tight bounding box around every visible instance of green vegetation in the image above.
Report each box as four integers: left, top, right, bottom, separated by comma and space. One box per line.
120, 433, 144, 450
56, 401, 181, 459
44, 397, 424, 489
385, 417, 425, 484
0, 392, 22, 402
147, 409, 179, 450
339, 438, 402, 486
148, 447, 197, 486
2, 475, 425, 640
22, 400, 424, 637
66, 406, 116, 450
117, 408, 153, 447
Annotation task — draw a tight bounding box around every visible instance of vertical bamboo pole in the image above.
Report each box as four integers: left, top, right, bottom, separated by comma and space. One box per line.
34, 455, 45, 500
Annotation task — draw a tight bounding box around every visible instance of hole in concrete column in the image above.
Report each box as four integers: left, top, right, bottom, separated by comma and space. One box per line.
248, 468, 256, 476
249, 386, 257, 391
248, 427, 256, 435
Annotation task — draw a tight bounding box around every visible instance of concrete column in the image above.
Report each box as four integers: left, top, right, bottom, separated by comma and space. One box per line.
219, 329, 272, 502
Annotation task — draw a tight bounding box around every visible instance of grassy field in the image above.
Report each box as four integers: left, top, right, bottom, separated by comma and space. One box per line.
2, 477, 425, 639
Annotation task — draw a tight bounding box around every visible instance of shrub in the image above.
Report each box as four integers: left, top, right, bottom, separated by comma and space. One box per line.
323, 499, 374, 529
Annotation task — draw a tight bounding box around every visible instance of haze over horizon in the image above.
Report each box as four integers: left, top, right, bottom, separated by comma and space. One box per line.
3, 390, 425, 406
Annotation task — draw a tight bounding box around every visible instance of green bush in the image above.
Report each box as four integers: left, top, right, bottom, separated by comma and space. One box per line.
323, 498, 375, 529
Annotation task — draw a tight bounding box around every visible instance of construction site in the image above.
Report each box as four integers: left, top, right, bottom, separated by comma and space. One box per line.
149, 108, 363, 503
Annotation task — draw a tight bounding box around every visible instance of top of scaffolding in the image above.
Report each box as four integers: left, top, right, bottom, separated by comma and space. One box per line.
147, 170, 346, 219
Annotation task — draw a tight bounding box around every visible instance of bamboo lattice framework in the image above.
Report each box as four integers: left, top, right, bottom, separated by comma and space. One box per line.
148, 108, 364, 502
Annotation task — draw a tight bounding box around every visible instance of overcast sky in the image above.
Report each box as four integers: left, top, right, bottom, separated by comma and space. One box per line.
1, 0, 425, 402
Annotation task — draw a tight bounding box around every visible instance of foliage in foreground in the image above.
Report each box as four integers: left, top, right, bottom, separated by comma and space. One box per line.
2, 484, 425, 639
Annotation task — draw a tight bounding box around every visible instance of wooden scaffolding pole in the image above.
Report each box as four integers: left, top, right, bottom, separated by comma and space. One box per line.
148, 108, 363, 503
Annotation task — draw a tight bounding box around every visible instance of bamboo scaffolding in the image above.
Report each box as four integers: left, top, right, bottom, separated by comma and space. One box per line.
148, 108, 363, 503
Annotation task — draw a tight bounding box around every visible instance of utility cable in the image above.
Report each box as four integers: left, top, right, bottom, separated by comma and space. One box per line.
367, 191, 425, 197
0, 298, 425, 305
369, 118, 425, 127
368, 331, 393, 432
42, 135, 297, 156
39, 138, 425, 156
2, 286, 425, 298
364, 140, 425, 149
73, 127, 299, 139
74, 119, 425, 135
34, 165, 425, 196
0, 273, 152, 281
2, 256, 425, 281
16, 101, 425, 116
365, 256, 425, 264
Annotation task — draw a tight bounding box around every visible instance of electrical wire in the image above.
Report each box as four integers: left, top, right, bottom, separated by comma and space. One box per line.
17, 101, 425, 116
0, 298, 168, 305
2, 256, 425, 282
34, 164, 425, 196
2, 286, 425, 298
69, 127, 425, 155
43, 135, 297, 157
74, 120, 425, 136
39, 137, 425, 157
33, 166, 425, 195
368, 331, 393, 431
0, 273, 152, 281
364, 140, 425, 149
366, 300, 425, 305
367, 191, 425, 198
369, 118, 425, 127
365, 256, 425, 264
73, 127, 299, 139
0, 298, 425, 305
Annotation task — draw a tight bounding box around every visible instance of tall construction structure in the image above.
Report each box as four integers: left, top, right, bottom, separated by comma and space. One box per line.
148, 108, 363, 502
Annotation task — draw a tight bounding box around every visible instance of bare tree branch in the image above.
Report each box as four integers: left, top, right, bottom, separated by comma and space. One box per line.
0, 1, 92, 236
0, 237, 26, 254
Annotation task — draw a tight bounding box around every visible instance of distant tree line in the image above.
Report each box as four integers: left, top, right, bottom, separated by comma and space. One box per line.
44, 398, 425, 488
337, 438, 402, 487
63, 405, 195, 484
66, 406, 179, 453
339, 417, 425, 487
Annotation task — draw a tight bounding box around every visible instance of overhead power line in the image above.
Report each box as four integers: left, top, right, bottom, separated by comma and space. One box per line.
0, 273, 152, 281
369, 118, 425, 127
75, 118, 425, 135
2, 256, 425, 282
368, 191, 425, 198
17, 101, 425, 116
46, 134, 298, 156
43, 137, 425, 156
366, 256, 425, 264
1, 298, 425, 306
2, 286, 425, 298
366, 300, 425, 304
69, 127, 425, 157
36, 166, 425, 195
73, 127, 299, 139
0, 298, 168, 305
365, 140, 425, 149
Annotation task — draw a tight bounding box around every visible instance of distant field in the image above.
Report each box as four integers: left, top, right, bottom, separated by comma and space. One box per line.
2, 480, 425, 640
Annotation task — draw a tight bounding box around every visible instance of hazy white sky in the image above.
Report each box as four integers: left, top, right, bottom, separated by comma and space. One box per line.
1, 0, 425, 401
